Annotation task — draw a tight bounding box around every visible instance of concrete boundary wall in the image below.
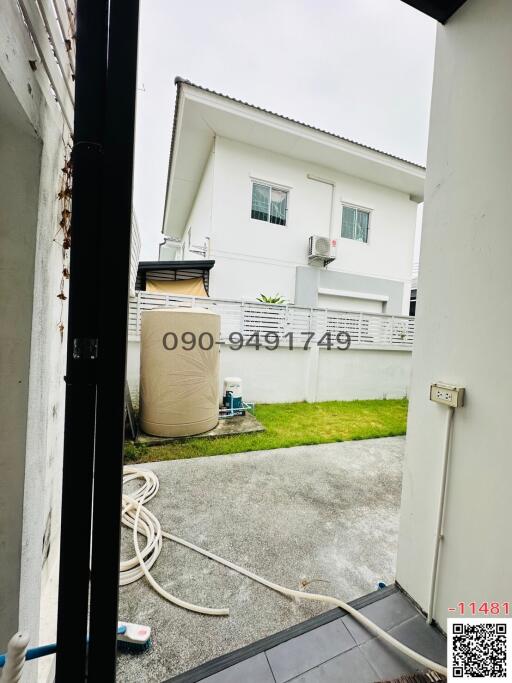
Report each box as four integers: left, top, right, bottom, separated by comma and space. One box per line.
127, 340, 411, 406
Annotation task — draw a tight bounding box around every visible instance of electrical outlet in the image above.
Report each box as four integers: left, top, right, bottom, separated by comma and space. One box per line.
430, 383, 465, 408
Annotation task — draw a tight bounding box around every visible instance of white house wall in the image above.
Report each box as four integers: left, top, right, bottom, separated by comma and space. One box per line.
182, 145, 215, 259
396, 0, 512, 629
199, 137, 417, 311
0, 3, 71, 676
0, 70, 42, 652
317, 293, 383, 314
211, 254, 297, 307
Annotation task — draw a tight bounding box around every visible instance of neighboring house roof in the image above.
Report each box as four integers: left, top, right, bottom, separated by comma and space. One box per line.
162, 79, 426, 239
172, 78, 425, 170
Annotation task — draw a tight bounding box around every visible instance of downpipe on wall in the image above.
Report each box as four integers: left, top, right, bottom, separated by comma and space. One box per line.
427, 406, 455, 624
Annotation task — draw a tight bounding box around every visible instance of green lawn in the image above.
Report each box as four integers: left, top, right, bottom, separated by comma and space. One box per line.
126, 399, 408, 464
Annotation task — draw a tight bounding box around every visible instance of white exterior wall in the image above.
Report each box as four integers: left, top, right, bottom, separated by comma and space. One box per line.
21, 111, 69, 683
0, 76, 42, 652
182, 145, 215, 259
0, 3, 71, 677
396, 0, 512, 630
317, 293, 383, 313
195, 137, 417, 310
127, 340, 411, 406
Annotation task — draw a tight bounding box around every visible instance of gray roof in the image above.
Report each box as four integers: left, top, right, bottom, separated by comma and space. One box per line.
173, 77, 426, 171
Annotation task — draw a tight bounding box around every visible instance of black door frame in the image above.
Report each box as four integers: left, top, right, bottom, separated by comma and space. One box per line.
55, 1, 139, 680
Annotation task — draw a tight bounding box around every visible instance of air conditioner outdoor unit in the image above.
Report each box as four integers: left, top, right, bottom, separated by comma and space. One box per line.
308, 235, 337, 266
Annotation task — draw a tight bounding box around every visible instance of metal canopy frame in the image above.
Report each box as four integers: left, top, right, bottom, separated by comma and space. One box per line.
136, 260, 216, 294
55, 0, 139, 681
401, 0, 468, 23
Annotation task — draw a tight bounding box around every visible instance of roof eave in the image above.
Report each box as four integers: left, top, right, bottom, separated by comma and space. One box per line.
162, 80, 425, 238
401, 0, 467, 23
161, 79, 186, 240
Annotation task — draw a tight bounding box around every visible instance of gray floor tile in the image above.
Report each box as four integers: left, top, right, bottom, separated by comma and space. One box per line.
202, 653, 275, 683
360, 615, 446, 680
389, 615, 447, 665
266, 618, 356, 683
289, 646, 378, 683
360, 636, 420, 679
343, 591, 418, 644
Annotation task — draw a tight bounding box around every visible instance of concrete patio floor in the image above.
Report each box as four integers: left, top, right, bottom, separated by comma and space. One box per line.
117, 436, 405, 683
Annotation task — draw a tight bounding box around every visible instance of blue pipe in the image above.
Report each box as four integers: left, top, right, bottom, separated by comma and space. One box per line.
0, 625, 127, 667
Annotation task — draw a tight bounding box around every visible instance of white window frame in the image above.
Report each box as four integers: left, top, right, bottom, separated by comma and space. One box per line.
250, 177, 291, 227
340, 202, 372, 244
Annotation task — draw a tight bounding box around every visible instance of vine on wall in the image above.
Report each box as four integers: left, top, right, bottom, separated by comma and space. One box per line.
55, 145, 73, 341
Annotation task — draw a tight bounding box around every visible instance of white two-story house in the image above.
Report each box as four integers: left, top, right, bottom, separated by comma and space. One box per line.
160, 78, 425, 316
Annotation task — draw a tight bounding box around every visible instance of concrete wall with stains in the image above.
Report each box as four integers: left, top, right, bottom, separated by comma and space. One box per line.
0, 5, 70, 680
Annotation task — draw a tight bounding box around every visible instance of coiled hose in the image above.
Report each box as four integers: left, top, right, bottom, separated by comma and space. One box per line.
121, 466, 447, 677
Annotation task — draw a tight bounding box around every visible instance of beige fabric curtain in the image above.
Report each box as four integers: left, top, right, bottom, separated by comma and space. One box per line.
146, 277, 207, 296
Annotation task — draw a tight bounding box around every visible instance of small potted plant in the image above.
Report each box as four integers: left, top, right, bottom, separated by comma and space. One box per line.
256, 293, 286, 304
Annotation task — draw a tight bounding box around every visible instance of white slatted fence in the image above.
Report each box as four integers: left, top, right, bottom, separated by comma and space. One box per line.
128, 291, 415, 350
129, 215, 141, 297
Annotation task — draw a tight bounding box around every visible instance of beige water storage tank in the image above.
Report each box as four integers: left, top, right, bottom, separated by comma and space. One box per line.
139, 307, 220, 437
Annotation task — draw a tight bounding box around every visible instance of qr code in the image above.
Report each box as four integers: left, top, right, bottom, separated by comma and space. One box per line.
448, 619, 511, 681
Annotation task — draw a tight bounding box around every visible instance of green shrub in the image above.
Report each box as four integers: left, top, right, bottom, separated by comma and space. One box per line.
256, 293, 285, 304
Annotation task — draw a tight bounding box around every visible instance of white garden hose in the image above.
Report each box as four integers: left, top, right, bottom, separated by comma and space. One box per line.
121, 468, 228, 615
121, 466, 447, 677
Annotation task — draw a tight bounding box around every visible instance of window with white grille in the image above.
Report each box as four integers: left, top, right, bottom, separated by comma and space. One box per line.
251, 181, 288, 226
341, 205, 370, 243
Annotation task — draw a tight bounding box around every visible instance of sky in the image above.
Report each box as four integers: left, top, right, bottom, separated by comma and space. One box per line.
133, 0, 436, 260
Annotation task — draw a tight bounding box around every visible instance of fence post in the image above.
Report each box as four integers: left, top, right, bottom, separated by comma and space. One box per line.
136, 291, 141, 337
305, 340, 320, 403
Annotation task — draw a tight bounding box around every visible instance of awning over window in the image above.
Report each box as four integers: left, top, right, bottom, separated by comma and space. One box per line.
146, 276, 208, 297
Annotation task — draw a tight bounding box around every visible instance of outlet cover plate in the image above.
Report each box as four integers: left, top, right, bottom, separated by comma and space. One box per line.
430, 383, 465, 408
